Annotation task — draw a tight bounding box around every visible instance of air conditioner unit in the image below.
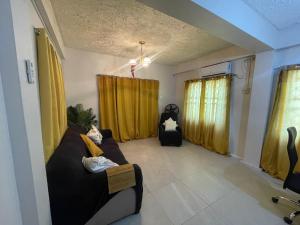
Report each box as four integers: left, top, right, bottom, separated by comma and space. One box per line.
198, 62, 232, 77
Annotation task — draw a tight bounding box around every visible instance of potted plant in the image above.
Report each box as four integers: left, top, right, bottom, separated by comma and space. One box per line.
67, 104, 97, 132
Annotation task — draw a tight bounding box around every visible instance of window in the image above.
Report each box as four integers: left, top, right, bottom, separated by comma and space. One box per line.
261, 68, 300, 179
184, 81, 201, 124
183, 76, 231, 154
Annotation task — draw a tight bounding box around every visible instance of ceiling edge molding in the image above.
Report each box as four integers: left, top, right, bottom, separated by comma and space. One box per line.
276, 24, 300, 50
192, 0, 278, 46
138, 0, 272, 52
31, 0, 65, 59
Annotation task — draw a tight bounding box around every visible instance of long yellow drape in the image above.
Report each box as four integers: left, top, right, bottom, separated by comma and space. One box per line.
36, 28, 67, 162
98, 75, 159, 142
261, 68, 300, 180
183, 76, 231, 154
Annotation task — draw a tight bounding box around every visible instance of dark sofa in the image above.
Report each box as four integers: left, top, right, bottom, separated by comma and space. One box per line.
46, 126, 143, 225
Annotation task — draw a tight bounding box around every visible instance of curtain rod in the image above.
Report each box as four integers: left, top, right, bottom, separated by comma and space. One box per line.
186, 73, 235, 82
96, 74, 159, 82
202, 73, 234, 78
173, 55, 255, 76
274, 64, 300, 71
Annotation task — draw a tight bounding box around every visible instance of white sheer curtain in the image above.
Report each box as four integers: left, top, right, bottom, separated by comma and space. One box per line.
183, 76, 231, 154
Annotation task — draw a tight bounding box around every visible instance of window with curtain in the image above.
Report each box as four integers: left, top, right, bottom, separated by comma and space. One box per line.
184, 81, 202, 125
261, 67, 300, 180
36, 28, 68, 162
183, 76, 231, 154
98, 75, 159, 142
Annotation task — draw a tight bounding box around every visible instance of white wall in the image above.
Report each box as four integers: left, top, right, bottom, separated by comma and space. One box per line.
243, 51, 275, 168
191, 0, 278, 48
63, 47, 176, 121
174, 58, 253, 157
274, 45, 300, 68
0, 74, 23, 225
0, 0, 60, 224
174, 46, 252, 75
229, 59, 254, 158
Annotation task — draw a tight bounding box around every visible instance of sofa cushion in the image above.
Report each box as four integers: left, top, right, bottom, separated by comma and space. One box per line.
100, 138, 128, 165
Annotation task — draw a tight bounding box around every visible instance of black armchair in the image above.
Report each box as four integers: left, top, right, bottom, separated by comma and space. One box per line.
159, 111, 182, 146
272, 127, 300, 224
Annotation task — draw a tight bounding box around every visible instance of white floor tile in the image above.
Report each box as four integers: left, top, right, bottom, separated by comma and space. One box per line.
114, 138, 300, 225
153, 180, 208, 225
183, 207, 232, 225
210, 189, 297, 225
179, 170, 233, 204
111, 193, 173, 225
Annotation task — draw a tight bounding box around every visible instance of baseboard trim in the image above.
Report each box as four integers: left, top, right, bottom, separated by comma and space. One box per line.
229, 153, 261, 171
229, 153, 242, 159
240, 159, 260, 170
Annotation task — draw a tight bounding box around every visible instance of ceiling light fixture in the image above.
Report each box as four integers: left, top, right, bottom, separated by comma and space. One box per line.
129, 41, 151, 77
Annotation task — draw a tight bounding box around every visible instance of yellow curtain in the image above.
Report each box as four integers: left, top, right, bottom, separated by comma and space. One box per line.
183, 80, 202, 142
183, 76, 231, 154
36, 28, 67, 162
116, 77, 139, 141
98, 75, 159, 142
98, 75, 120, 141
261, 68, 300, 180
138, 79, 159, 138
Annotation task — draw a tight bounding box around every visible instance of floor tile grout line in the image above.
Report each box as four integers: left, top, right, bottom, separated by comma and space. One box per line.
147, 191, 176, 225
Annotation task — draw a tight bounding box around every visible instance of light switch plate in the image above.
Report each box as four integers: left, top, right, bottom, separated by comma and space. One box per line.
25, 59, 35, 84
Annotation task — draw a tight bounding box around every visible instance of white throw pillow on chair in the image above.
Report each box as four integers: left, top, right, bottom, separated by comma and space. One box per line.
163, 117, 178, 131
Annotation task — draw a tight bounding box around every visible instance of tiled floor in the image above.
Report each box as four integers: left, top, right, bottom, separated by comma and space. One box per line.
112, 138, 300, 225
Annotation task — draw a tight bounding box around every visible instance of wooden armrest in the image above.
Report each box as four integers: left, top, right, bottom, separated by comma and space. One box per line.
106, 164, 136, 194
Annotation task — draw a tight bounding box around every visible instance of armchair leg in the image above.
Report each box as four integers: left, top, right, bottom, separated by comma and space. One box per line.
272, 196, 300, 207
272, 196, 300, 224
284, 211, 300, 224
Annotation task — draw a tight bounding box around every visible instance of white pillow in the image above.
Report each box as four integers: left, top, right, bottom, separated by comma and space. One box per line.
163, 117, 178, 131
87, 125, 103, 145
82, 156, 118, 173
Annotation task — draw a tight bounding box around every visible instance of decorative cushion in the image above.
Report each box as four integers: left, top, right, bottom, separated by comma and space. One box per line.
80, 134, 103, 156
82, 156, 118, 173
163, 117, 178, 131
87, 125, 103, 145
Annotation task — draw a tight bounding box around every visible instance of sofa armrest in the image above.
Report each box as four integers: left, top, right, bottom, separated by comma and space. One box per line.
159, 124, 165, 132
84, 164, 143, 214
176, 126, 182, 133
100, 129, 112, 139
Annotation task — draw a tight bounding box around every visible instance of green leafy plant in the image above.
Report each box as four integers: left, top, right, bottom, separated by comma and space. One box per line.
67, 104, 97, 132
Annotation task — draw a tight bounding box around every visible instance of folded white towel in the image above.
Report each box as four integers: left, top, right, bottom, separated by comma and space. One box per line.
82, 156, 118, 173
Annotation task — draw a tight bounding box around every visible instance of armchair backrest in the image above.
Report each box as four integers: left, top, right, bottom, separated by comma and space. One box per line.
284, 127, 298, 188
160, 112, 178, 125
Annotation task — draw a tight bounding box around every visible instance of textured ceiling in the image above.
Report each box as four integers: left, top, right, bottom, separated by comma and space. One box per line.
50, 0, 232, 65
243, 0, 300, 30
